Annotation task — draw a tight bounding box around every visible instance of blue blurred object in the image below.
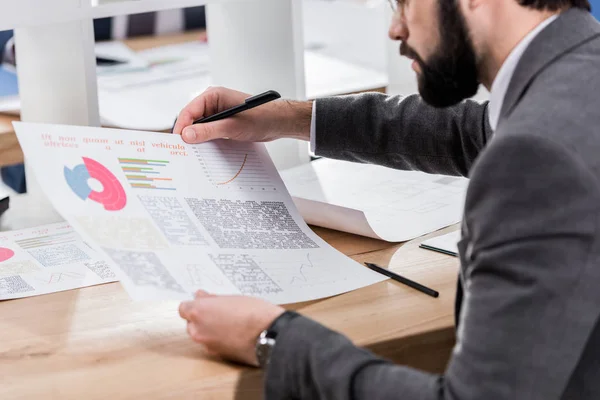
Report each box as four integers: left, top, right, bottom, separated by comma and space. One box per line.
0, 65, 18, 98
0, 36, 23, 194
0, 30, 24, 193
592, 0, 600, 20
0, 30, 12, 63
1, 165, 26, 194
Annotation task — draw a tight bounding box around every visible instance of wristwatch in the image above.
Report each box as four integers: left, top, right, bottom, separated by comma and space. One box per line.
255, 311, 300, 369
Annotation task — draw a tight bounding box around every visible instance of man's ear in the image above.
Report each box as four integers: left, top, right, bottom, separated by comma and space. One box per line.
463, 0, 486, 12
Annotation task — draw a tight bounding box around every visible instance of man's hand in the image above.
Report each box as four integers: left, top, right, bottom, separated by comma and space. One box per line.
173, 86, 313, 144
179, 290, 285, 366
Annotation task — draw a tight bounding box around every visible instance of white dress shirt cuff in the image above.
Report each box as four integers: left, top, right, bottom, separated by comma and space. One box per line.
310, 101, 317, 153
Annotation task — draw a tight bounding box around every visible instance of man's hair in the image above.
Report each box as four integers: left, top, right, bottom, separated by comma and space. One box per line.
517, 0, 591, 11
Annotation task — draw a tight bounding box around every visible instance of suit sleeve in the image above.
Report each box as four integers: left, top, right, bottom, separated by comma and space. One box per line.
265, 133, 600, 399
314, 93, 492, 177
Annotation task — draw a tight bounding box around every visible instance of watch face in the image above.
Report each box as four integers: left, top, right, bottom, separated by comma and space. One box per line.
256, 335, 276, 368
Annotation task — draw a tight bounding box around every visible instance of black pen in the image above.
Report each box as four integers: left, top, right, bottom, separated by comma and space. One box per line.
96, 56, 128, 66
364, 262, 439, 298
193, 90, 281, 124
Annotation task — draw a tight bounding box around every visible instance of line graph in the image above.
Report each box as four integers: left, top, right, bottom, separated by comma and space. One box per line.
217, 154, 248, 185
186, 264, 226, 287
36, 271, 85, 285
249, 252, 344, 288
289, 253, 315, 285
48, 272, 84, 284
192, 144, 277, 192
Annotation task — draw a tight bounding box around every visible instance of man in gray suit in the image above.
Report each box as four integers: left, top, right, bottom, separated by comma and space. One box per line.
175, 0, 600, 398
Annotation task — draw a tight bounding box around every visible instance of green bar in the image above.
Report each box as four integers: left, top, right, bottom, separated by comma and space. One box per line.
126, 167, 153, 171
119, 158, 169, 163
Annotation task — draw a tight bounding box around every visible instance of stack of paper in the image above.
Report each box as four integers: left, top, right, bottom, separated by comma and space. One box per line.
3, 41, 388, 132
97, 42, 387, 131
280, 159, 468, 242
14, 122, 385, 303
95, 41, 150, 76
304, 51, 387, 98
98, 42, 211, 131
0, 222, 117, 300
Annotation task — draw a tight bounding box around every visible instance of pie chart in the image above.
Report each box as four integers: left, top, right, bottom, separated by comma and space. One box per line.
64, 157, 127, 211
0, 247, 14, 262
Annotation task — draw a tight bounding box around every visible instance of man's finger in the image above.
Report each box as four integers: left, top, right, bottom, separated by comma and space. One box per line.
195, 289, 214, 299
179, 301, 194, 320
187, 321, 201, 342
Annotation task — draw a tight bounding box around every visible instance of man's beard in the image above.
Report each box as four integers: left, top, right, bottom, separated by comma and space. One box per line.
402, 0, 479, 108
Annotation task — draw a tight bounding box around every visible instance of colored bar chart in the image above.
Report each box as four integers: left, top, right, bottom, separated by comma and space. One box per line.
118, 158, 175, 191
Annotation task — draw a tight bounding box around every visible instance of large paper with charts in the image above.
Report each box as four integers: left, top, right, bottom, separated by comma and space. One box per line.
14, 122, 384, 303
0, 222, 117, 300
280, 158, 468, 242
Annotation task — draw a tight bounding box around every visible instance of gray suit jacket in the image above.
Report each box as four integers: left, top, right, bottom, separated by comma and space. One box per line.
265, 8, 600, 399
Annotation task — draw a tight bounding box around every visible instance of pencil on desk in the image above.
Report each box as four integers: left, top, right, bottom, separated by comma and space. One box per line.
364, 262, 439, 298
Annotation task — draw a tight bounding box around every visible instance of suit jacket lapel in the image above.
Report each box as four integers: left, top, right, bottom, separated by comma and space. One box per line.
500, 8, 600, 123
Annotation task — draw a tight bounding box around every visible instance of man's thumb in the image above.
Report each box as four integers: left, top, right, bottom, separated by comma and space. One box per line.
182, 126, 200, 143
182, 123, 224, 144
195, 289, 215, 299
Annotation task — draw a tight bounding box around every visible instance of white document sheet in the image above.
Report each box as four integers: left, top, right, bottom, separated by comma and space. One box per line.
304, 51, 388, 98
280, 159, 468, 242
420, 230, 460, 257
0, 222, 118, 300
14, 123, 385, 303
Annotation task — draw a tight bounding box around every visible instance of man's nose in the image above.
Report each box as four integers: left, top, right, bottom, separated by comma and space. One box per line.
388, 12, 408, 41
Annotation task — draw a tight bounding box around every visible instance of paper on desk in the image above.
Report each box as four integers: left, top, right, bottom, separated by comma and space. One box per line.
14, 123, 385, 303
280, 159, 468, 242
0, 222, 118, 300
95, 41, 150, 75
97, 41, 387, 131
304, 52, 388, 98
420, 230, 460, 257
98, 42, 211, 131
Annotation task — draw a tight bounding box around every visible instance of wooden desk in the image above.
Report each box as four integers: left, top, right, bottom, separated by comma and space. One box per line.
0, 30, 450, 399
0, 114, 21, 167
0, 224, 458, 399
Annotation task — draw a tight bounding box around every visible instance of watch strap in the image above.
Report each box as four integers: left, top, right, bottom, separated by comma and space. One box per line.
256, 311, 300, 369
266, 310, 301, 339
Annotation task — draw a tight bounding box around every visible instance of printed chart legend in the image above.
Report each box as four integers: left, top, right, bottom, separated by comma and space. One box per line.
15, 231, 76, 249
119, 158, 175, 191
